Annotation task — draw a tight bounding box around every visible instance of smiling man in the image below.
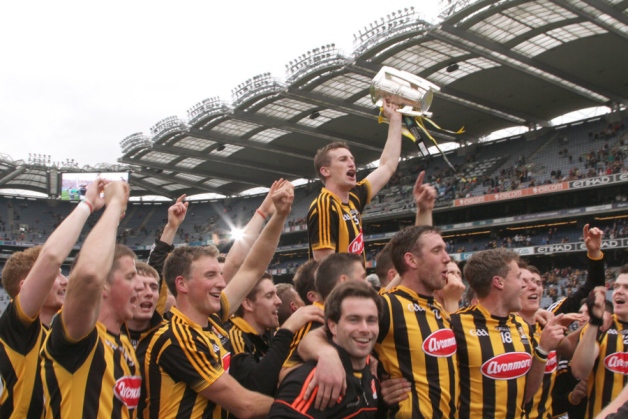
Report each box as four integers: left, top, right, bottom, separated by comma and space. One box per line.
307, 100, 402, 262
450, 248, 565, 419
268, 280, 383, 418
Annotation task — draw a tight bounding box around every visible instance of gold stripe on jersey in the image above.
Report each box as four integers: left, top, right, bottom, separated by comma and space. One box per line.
282, 301, 324, 369
307, 181, 370, 261
228, 316, 257, 355
450, 304, 534, 419
0, 296, 46, 418
143, 306, 230, 418
41, 315, 141, 419
582, 315, 628, 419
375, 286, 458, 419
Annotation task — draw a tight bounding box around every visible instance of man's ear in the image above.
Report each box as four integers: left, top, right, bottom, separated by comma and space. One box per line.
175, 276, 187, 295
493, 276, 504, 290
241, 298, 254, 313
327, 318, 337, 338
320, 166, 330, 180
289, 301, 299, 312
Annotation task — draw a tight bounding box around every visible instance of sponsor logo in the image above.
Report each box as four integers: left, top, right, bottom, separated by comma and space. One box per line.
536, 244, 573, 253
545, 351, 557, 374
495, 190, 523, 200
481, 352, 532, 380
607, 329, 619, 335
407, 302, 426, 312
348, 230, 364, 254
469, 329, 489, 337
605, 352, 628, 374
114, 376, 141, 409
571, 176, 612, 188
222, 352, 231, 372
533, 184, 566, 193
456, 196, 486, 206
422, 329, 457, 357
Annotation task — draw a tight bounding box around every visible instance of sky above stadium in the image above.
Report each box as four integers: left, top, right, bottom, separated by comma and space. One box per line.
1, 0, 441, 167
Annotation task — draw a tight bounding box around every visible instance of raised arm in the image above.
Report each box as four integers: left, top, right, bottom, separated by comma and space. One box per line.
571, 287, 606, 380
159, 194, 189, 245
223, 182, 293, 315
222, 180, 281, 282
365, 100, 403, 197
413, 171, 435, 227
62, 181, 129, 340
525, 313, 565, 402
19, 179, 107, 318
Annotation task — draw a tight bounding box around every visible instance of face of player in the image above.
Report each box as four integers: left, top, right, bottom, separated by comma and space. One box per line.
322, 147, 356, 190
414, 232, 451, 295
612, 274, 628, 321
578, 303, 590, 327
186, 256, 226, 316
42, 269, 68, 311
249, 279, 282, 331
328, 296, 379, 370
446, 261, 462, 284
132, 273, 159, 322
109, 256, 143, 323
502, 260, 524, 313
519, 268, 541, 315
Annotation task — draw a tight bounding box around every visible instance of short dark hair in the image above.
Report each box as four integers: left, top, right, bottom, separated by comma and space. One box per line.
276, 283, 299, 325
136, 261, 159, 281
313, 142, 350, 183
463, 248, 520, 299
390, 226, 441, 275
324, 280, 382, 340
234, 274, 273, 317
316, 253, 363, 301
163, 245, 219, 297
293, 260, 319, 305
375, 242, 394, 284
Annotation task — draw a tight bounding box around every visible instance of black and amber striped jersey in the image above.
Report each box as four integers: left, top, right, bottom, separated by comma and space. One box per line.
143, 301, 232, 419
307, 180, 371, 261
524, 323, 558, 419
0, 297, 46, 418
226, 316, 294, 395
269, 346, 380, 418
41, 314, 141, 419
282, 301, 324, 369
450, 304, 536, 419
375, 286, 458, 419
581, 315, 628, 419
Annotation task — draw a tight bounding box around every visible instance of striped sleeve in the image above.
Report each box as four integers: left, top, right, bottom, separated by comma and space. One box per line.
308, 193, 336, 251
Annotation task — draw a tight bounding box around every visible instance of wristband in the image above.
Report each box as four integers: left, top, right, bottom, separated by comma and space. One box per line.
79, 200, 93, 214
535, 346, 548, 361
586, 291, 604, 326
587, 251, 604, 261
256, 209, 267, 220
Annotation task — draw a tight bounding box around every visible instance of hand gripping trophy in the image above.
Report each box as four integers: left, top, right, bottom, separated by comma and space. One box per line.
370, 66, 463, 172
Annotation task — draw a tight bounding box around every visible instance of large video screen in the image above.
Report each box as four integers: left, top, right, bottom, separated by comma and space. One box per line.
59, 172, 129, 201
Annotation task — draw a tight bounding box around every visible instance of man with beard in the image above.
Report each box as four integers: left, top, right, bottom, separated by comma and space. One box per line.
0, 178, 105, 418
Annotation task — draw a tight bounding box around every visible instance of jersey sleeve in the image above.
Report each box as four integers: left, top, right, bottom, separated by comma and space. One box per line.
148, 239, 175, 316
268, 364, 325, 419
308, 194, 338, 251
0, 298, 41, 355
42, 310, 98, 373
353, 179, 372, 211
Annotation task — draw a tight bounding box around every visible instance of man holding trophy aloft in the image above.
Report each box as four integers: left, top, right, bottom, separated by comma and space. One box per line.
307, 66, 445, 263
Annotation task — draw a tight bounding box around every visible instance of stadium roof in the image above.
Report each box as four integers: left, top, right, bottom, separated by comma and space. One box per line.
2, 0, 627, 199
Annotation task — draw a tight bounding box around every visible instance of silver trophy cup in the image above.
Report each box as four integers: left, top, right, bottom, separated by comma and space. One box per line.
370, 66, 440, 117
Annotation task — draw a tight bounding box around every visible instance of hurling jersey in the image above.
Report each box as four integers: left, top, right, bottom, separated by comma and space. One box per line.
307, 180, 371, 262
450, 304, 535, 419
0, 296, 46, 418
375, 286, 458, 418
41, 314, 141, 419
282, 301, 324, 369
143, 299, 232, 419
581, 315, 628, 419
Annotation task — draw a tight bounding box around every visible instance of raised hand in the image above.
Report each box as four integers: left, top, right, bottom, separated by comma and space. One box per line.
280, 305, 324, 333
271, 181, 294, 216
583, 224, 603, 259
538, 313, 565, 352
168, 194, 189, 229
413, 171, 437, 212
84, 177, 108, 212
